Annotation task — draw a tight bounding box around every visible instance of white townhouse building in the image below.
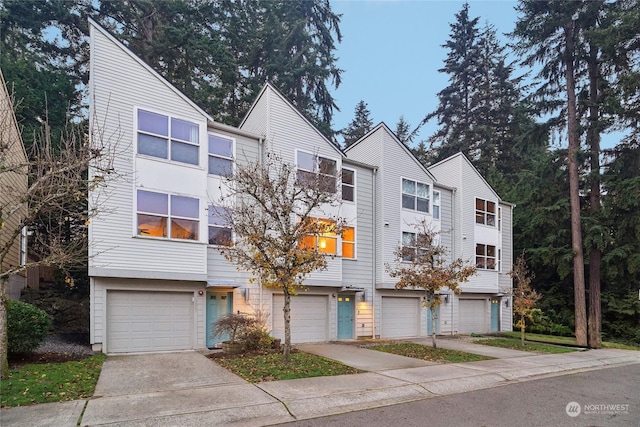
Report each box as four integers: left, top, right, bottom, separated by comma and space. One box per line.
346, 124, 513, 337
87, 19, 512, 354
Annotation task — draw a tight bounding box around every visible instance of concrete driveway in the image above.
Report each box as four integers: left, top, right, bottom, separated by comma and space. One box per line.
82, 351, 291, 426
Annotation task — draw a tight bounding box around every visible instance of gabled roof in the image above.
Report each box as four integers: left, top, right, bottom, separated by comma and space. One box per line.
88, 18, 215, 125
429, 152, 512, 204
240, 82, 344, 158
345, 122, 437, 182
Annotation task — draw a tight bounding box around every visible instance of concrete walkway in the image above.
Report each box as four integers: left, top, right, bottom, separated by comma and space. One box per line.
2, 342, 639, 427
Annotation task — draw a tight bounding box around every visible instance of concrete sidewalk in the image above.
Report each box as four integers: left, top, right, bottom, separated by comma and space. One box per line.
2, 343, 639, 427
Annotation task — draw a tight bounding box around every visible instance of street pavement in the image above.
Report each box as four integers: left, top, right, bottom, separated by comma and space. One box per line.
2, 338, 639, 426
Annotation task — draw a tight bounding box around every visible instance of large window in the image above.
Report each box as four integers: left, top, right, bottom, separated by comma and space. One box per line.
208, 205, 232, 246
137, 109, 199, 165
475, 198, 496, 226
208, 134, 233, 176
342, 168, 355, 202
297, 151, 337, 193
300, 218, 338, 255
342, 226, 355, 258
476, 244, 496, 270
433, 190, 441, 220
137, 190, 199, 240
401, 231, 429, 262
402, 178, 430, 213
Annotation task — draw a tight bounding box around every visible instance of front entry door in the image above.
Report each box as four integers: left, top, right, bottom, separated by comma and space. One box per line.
427, 305, 440, 335
337, 294, 354, 339
206, 291, 233, 348
491, 298, 500, 332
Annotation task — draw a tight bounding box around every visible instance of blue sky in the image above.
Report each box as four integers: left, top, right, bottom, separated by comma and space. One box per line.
329, 0, 521, 145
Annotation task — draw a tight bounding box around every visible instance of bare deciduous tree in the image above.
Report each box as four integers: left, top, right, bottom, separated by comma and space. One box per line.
386, 220, 476, 348
216, 151, 344, 362
0, 76, 116, 378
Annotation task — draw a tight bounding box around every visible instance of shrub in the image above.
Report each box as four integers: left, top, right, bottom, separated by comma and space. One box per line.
212, 313, 255, 344
7, 300, 51, 354
241, 328, 275, 350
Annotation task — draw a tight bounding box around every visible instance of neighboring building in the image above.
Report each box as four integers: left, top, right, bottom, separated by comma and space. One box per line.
88, 19, 512, 354
346, 125, 513, 337
428, 153, 514, 334
0, 69, 28, 300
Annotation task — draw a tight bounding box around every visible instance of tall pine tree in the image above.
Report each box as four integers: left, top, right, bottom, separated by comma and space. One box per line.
341, 100, 373, 148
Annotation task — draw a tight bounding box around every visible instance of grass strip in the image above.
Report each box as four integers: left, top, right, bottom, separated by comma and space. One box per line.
1, 354, 106, 408
475, 338, 576, 354
212, 351, 362, 383
368, 342, 493, 363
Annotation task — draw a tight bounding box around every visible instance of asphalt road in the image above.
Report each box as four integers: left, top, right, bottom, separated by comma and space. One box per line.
277, 364, 640, 427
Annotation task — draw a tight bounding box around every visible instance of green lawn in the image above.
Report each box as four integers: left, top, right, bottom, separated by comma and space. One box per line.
211, 351, 362, 383
367, 343, 493, 363
475, 338, 576, 353
1, 354, 106, 408
499, 332, 639, 350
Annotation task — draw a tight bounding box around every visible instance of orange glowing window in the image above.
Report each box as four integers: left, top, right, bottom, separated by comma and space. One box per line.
342, 226, 355, 259
137, 190, 199, 241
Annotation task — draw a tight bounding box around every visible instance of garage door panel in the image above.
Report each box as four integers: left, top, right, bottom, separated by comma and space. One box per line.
381, 297, 419, 338
107, 291, 194, 353
272, 295, 328, 343
459, 299, 487, 334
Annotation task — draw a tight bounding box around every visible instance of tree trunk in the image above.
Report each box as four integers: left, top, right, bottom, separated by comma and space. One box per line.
521, 314, 525, 345
587, 43, 602, 349
431, 308, 437, 349
283, 290, 291, 363
563, 22, 588, 347
1, 277, 9, 379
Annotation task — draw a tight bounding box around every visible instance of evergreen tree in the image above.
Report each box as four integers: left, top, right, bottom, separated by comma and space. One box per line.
395, 115, 412, 144
341, 100, 373, 148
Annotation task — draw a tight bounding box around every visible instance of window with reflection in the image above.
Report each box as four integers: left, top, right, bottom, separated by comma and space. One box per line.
137, 190, 199, 240
296, 151, 337, 193
137, 109, 199, 165
208, 205, 232, 246
208, 134, 234, 176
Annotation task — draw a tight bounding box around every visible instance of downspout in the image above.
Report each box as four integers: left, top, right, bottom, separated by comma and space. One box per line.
258, 137, 264, 316
451, 188, 456, 336
372, 167, 378, 339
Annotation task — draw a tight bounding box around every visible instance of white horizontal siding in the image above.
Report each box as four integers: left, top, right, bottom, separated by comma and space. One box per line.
89, 23, 210, 278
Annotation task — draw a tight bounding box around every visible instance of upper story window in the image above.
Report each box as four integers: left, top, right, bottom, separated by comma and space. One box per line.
137, 109, 199, 165
208, 205, 232, 246
136, 189, 199, 240
402, 178, 430, 213
476, 243, 496, 270
342, 168, 355, 202
297, 151, 337, 193
401, 231, 427, 262
342, 226, 355, 259
475, 198, 496, 226
300, 217, 338, 255
208, 134, 233, 176
433, 190, 441, 220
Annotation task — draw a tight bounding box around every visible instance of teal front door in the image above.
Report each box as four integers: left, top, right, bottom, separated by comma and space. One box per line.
337, 294, 354, 339
491, 298, 500, 332
427, 306, 440, 335
206, 291, 233, 348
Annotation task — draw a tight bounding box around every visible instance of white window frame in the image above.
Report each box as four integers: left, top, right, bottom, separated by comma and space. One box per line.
208, 132, 234, 177
341, 167, 356, 202
136, 189, 200, 241
475, 198, 496, 227
296, 149, 338, 193
208, 205, 233, 246
402, 178, 430, 213
433, 190, 441, 220
136, 108, 200, 166
476, 243, 497, 270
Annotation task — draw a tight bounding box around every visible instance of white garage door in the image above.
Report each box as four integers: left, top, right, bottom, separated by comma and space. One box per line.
107, 291, 193, 353
272, 295, 328, 343
459, 299, 488, 334
381, 297, 419, 338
